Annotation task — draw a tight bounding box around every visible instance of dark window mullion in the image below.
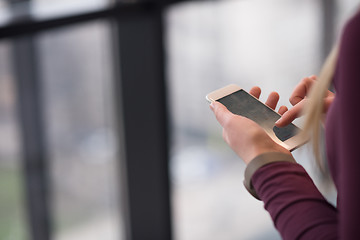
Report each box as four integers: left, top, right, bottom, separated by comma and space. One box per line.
113, 7, 172, 240
12, 35, 51, 240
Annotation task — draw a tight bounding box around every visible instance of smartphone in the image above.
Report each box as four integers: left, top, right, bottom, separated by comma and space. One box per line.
206, 84, 308, 151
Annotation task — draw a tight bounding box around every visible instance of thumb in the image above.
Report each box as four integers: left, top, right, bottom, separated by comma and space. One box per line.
210, 101, 233, 127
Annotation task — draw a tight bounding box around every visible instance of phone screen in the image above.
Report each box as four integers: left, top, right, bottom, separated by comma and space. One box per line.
217, 89, 299, 142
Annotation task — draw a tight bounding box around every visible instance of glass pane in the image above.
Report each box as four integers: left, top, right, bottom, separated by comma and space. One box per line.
0, 41, 28, 240
37, 20, 124, 240
166, 0, 341, 239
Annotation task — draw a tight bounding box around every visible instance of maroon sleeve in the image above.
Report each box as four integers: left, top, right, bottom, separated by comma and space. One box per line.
335, 12, 360, 239
252, 162, 337, 239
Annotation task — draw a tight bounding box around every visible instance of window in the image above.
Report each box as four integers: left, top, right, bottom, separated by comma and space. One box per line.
0, 1, 172, 239
37, 21, 123, 240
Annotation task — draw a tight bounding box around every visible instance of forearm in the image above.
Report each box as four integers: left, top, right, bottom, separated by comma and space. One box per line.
249, 155, 337, 239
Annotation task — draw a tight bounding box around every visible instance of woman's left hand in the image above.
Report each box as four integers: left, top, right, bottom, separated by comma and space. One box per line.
210, 87, 291, 164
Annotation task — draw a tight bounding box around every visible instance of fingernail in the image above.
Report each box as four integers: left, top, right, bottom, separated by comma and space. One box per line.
275, 119, 280, 124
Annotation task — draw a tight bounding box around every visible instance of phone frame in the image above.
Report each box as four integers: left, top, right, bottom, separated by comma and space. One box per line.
206, 84, 308, 151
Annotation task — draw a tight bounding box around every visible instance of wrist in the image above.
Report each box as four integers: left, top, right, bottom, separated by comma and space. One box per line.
243, 144, 291, 165
243, 152, 296, 200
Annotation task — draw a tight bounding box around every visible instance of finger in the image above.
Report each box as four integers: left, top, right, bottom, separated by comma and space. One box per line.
326, 89, 335, 98
309, 75, 317, 80
324, 96, 335, 112
265, 92, 279, 110
278, 105, 288, 115
289, 77, 316, 106
210, 101, 233, 127
275, 99, 306, 127
249, 86, 261, 99
300, 75, 336, 99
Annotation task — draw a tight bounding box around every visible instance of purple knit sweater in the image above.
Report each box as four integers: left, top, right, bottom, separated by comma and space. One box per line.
252, 11, 360, 239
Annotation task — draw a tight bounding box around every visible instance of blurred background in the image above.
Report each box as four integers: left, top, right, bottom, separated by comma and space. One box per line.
0, 0, 358, 240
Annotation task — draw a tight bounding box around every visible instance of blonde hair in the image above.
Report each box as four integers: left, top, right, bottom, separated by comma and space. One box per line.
302, 46, 338, 171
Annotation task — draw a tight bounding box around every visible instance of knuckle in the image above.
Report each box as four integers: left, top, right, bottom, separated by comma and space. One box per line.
289, 96, 301, 105
303, 77, 314, 86
301, 77, 310, 84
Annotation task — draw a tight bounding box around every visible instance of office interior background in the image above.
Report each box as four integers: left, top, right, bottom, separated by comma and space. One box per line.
0, 0, 358, 239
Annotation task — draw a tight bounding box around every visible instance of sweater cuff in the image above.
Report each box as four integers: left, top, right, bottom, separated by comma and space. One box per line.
243, 152, 296, 200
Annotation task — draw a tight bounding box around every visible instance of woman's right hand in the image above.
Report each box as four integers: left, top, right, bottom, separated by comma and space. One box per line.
275, 75, 335, 127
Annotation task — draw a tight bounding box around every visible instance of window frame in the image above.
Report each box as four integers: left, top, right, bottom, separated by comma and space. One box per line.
3, 1, 174, 240
0, 0, 336, 239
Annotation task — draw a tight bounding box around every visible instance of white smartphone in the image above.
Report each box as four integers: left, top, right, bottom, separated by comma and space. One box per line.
206, 84, 308, 151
